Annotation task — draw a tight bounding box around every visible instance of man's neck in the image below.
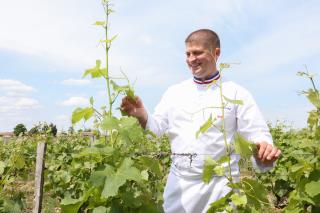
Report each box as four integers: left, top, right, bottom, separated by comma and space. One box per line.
193, 71, 220, 84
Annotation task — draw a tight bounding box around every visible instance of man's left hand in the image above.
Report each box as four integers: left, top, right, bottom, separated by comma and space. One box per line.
255, 142, 281, 166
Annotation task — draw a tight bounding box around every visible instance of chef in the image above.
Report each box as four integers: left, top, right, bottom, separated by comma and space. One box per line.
121, 29, 281, 213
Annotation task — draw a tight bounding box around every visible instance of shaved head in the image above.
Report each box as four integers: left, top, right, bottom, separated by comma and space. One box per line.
185, 29, 220, 52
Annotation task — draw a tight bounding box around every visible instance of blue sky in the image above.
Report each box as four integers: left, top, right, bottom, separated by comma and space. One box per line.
0, 0, 319, 132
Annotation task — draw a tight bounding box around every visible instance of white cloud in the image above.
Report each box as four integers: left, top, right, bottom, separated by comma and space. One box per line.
0, 96, 40, 113
60, 96, 89, 106
61, 79, 91, 86
226, 1, 320, 76
55, 115, 70, 121
0, 79, 36, 96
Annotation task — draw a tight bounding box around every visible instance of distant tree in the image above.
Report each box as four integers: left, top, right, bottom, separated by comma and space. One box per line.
28, 122, 57, 137
13, 124, 27, 136
68, 126, 75, 135
49, 123, 57, 137
29, 126, 39, 135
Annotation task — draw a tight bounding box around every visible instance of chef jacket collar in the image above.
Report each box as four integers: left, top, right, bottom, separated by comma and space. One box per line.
193, 71, 220, 84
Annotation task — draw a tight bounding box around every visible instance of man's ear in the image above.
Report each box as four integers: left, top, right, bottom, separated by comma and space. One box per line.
215, 48, 221, 58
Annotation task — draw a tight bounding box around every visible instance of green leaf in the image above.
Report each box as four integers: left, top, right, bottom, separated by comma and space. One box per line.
207, 191, 233, 212
305, 181, 320, 197
107, 8, 115, 15
89, 165, 115, 187
60, 196, 83, 213
234, 133, 256, 159
76, 146, 114, 158
307, 110, 319, 130
100, 35, 118, 44
101, 116, 119, 131
217, 156, 230, 164
110, 80, 135, 100
71, 107, 94, 124
83, 60, 104, 78
0, 161, 5, 175
139, 156, 161, 176
241, 178, 269, 209
219, 63, 231, 69
202, 157, 224, 183
118, 116, 144, 143
94, 21, 106, 26
141, 170, 149, 181
196, 115, 214, 138
2, 198, 22, 213
93, 206, 108, 213
305, 89, 320, 108
223, 95, 244, 105
101, 158, 142, 199
230, 193, 247, 207
14, 155, 25, 169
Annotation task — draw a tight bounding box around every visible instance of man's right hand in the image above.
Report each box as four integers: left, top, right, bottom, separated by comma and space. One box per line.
121, 96, 148, 128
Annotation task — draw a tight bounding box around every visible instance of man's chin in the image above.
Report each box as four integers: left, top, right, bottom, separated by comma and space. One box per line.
192, 70, 202, 77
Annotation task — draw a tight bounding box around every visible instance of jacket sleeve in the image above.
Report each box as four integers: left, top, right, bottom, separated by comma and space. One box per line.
145, 88, 171, 137
235, 88, 274, 172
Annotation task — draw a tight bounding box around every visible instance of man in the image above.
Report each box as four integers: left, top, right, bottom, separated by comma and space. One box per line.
121, 29, 281, 213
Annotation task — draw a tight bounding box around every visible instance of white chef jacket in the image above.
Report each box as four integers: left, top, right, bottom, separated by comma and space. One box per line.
146, 77, 273, 213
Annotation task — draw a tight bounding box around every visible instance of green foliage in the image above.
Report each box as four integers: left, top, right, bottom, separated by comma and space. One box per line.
13, 124, 27, 137
83, 60, 107, 79
254, 70, 320, 212
196, 115, 216, 138
28, 122, 57, 136
202, 157, 225, 183
223, 95, 244, 105
72, 107, 94, 124
234, 133, 257, 159
110, 80, 135, 100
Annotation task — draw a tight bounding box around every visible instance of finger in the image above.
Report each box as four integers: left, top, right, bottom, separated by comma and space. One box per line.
275, 149, 281, 158
262, 145, 273, 161
267, 148, 278, 160
257, 143, 267, 159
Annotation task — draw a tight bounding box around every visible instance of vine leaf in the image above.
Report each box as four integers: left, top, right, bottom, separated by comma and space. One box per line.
101, 158, 142, 199
110, 80, 135, 100
305, 181, 320, 197
101, 116, 119, 131
83, 60, 107, 79
234, 133, 256, 159
231, 193, 247, 207
139, 156, 161, 176
196, 115, 215, 138
207, 191, 233, 212
92, 206, 108, 213
72, 107, 94, 124
60, 196, 83, 213
223, 95, 244, 105
202, 157, 225, 183
304, 89, 320, 108
100, 35, 118, 44
307, 110, 319, 130
241, 178, 269, 209
94, 21, 106, 26
219, 63, 231, 69
0, 161, 6, 175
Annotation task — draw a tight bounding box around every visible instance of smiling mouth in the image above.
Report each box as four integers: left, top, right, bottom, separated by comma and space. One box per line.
190, 64, 201, 71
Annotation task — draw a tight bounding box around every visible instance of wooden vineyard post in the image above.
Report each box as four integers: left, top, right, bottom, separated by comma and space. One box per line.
33, 142, 46, 213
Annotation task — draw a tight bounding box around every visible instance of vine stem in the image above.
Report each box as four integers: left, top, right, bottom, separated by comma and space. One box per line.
102, 1, 114, 144
218, 68, 233, 184
103, 2, 113, 117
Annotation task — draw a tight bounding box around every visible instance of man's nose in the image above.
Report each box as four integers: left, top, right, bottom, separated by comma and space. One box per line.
188, 54, 196, 62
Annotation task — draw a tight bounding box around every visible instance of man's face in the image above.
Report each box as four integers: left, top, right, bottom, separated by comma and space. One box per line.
185, 42, 219, 79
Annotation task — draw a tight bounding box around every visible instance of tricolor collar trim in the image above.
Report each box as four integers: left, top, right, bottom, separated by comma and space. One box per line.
193, 71, 220, 84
